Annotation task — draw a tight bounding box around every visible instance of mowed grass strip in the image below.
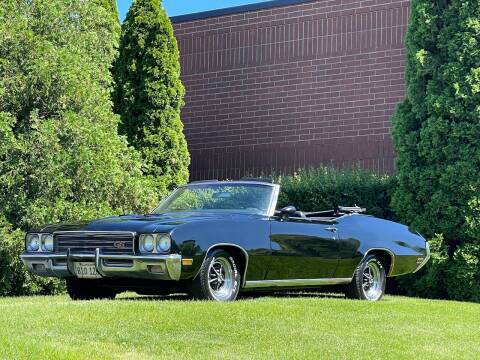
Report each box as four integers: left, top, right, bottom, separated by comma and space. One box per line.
0, 294, 478, 359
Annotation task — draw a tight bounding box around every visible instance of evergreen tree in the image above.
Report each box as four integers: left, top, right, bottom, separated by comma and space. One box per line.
0, 0, 157, 295
392, 0, 480, 301
113, 0, 190, 196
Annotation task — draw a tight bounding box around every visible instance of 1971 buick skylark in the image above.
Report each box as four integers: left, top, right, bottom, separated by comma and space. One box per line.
21, 180, 430, 301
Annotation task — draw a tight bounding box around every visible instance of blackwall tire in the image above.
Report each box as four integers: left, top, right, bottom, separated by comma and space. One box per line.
345, 254, 386, 301
190, 249, 241, 301
66, 278, 117, 301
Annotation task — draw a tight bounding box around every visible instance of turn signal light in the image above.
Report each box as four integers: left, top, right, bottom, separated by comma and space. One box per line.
182, 258, 193, 266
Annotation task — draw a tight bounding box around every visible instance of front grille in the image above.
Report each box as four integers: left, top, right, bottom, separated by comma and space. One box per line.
55, 232, 134, 255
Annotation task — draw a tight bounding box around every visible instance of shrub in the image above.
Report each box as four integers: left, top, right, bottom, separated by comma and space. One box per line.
0, 217, 64, 296
391, 1, 480, 300
275, 167, 396, 220
446, 243, 480, 302
0, 0, 157, 296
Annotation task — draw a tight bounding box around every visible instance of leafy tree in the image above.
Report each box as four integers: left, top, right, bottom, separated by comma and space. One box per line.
392, 1, 480, 301
97, 0, 120, 21
113, 0, 190, 197
0, 0, 157, 295
95, 0, 121, 38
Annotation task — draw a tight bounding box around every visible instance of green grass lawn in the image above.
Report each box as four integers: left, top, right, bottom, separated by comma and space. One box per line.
0, 293, 478, 359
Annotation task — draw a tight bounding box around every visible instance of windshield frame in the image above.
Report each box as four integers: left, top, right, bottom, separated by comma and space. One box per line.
153, 181, 280, 217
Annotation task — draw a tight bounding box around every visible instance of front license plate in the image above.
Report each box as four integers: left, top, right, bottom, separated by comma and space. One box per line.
74, 262, 101, 279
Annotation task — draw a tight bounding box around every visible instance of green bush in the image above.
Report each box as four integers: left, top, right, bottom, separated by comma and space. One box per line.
0, 0, 157, 296
396, 235, 480, 302
0, 217, 64, 296
391, 1, 480, 301
275, 167, 396, 220
445, 242, 480, 302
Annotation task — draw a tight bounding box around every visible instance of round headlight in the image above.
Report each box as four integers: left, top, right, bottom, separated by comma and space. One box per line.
42, 234, 54, 252
27, 234, 40, 252
157, 234, 171, 253
142, 235, 155, 252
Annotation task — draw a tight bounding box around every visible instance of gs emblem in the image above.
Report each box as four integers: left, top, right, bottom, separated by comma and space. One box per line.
113, 241, 127, 249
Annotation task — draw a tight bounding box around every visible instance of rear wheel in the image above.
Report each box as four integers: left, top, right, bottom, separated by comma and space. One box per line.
66, 278, 117, 300
190, 249, 241, 301
345, 254, 386, 301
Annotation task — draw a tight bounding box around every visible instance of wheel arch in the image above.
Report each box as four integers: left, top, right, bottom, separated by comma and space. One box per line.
362, 248, 395, 277
197, 243, 249, 287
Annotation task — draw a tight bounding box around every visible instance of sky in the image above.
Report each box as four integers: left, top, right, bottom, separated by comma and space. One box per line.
117, 0, 268, 21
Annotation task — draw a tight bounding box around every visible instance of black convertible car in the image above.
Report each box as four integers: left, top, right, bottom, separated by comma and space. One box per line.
21, 180, 430, 301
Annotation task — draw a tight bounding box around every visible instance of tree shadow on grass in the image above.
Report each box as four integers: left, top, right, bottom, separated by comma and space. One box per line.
118, 293, 191, 302
239, 291, 345, 300
117, 291, 345, 302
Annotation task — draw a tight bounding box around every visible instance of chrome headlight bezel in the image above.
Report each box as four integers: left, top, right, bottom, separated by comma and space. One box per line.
26, 234, 40, 252
139, 234, 155, 253
156, 234, 171, 253
26, 233, 54, 253
41, 234, 54, 252
139, 233, 171, 254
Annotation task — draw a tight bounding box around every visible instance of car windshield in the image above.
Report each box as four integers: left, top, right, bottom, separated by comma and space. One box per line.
153, 183, 275, 216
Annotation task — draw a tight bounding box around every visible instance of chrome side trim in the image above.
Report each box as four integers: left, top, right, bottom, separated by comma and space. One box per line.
200, 243, 249, 287
360, 248, 396, 277
244, 278, 352, 288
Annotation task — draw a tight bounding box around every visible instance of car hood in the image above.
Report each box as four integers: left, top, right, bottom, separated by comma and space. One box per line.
34, 212, 260, 234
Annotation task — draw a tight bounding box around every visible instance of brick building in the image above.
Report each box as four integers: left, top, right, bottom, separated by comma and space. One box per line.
172, 0, 409, 180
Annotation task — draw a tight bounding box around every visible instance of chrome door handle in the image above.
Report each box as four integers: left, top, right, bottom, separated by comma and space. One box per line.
324, 226, 337, 233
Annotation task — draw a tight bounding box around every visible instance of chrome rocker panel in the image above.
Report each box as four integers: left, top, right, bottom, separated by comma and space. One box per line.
20, 250, 182, 281
244, 278, 352, 288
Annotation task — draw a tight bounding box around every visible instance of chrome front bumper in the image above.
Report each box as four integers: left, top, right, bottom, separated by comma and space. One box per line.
20, 250, 181, 280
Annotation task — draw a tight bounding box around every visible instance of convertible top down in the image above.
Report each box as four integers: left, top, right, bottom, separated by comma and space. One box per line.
21, 179, 430, 301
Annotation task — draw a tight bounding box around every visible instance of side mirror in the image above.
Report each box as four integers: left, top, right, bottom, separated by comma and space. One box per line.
280, 206, 297, 219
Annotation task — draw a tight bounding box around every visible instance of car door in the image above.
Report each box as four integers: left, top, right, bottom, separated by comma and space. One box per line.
267, 216, 340, 279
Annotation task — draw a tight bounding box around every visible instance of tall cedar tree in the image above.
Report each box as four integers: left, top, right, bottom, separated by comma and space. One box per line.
114, 0, 190, 196
392, 0, 480, 301
0, 0, 157, 296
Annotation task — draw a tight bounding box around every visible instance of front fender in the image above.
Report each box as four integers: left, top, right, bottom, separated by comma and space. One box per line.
170, 217, 271, 281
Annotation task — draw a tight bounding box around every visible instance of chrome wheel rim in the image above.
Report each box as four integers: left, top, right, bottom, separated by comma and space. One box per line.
362, 260, 383, 301
208, 257, 234, 301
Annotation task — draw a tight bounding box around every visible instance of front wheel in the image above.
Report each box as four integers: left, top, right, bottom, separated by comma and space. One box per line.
345, 254, 386, 301
66, 278, 117, 300
189, 249, 241, 301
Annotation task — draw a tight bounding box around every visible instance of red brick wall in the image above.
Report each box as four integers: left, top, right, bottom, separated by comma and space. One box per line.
173, 0, 409, 180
